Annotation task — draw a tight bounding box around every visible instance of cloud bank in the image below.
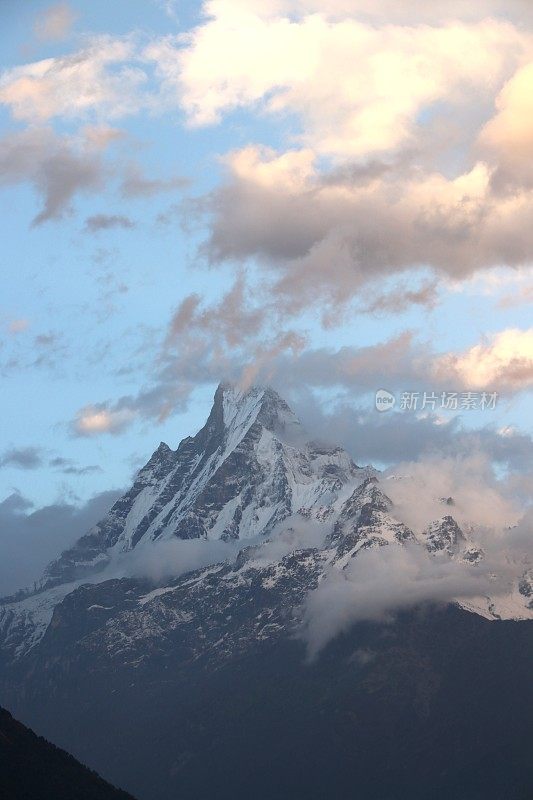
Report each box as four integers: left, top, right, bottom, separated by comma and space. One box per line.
0, 489, 122, 597
301, 453, 533, 658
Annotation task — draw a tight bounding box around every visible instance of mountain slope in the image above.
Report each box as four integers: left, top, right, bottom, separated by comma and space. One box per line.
3, 609, 532, 800
0, 383, 531, 800
0, 706, 136, 800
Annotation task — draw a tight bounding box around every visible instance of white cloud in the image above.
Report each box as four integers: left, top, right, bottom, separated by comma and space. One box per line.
111, 536, 238, 584
0, 36, 144, 123
433, 328, 533, 392
158, 3, 528, 157
72, 405, 137, 436
480, 62, 533, 156
301, 544, 499, 658
382, 453, 521, 532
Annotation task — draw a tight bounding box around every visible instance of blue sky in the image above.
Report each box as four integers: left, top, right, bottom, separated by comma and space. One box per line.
1, 0, 532, 514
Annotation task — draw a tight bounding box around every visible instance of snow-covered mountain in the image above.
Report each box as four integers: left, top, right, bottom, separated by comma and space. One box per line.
0, 383, 531, 664
1, 383, 532, 800
41, 382, 362, 590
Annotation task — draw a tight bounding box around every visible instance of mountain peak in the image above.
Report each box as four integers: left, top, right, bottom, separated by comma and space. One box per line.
34, 381, 359, 591
202, 381, 302, 449
216, 381, 296, 423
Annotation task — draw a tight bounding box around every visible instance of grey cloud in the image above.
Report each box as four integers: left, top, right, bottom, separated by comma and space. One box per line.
0, 489, 123, 597
0, 128, 106, 225
238, 333, 432, 399
319, 155, 406, 187
200, 179, 327, 266
0, 448, 103, 474
498, 284, 533, 309
166, 277, 265, 348
196, 154, 533, 318
35, 332, 58, 347
360, 280, 439, 316
68, 275, 531, 459
290, 391, 533, 471
85, 213, 135, 232
49, 457, 102, 475
120, 166, 189, 198
0, 447, 44, 470
22, 330, 69, 371
381, 453, 526, 534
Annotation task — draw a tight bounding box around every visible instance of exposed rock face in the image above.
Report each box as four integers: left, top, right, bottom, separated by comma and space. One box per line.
421, 515, 466, 555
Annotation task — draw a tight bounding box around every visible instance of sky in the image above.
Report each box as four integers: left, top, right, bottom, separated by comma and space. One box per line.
0, 0, 532, 587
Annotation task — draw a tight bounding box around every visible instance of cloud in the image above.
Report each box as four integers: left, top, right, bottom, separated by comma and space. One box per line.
0, 35, 144, 123
85, 213, 135, 232
120, 166, 189, 198
479, 62, 533, 191
35, 332, 59, 347
0, 3, 532, 311
498, 284, 533, 309
301, 543, 502, 659
301, 449, 533, 657
246, 326, 532, 399
68, 272, 532, 444
0, 447, 44, 470
34, 3, 76, 42
111, 536, 238, 584
433, 328, 533, 392
71, 405, 138, 436
154, 4, 533, 312
231, 0, 533, 26
2, 4, 525, 156
360, 280, 439, 316
0, 127, 107, 225
162, 6, 525, 156
250, 516, 329, 564
48, 457, 102, 475
382, 453, 522, 532
0, 489, 122, 597
0, 448, 102, 475
154, 0, 180, 21
103, 511, 328, 587
293, 395, 533, 472
166, 276, 265, 347
197, 145, 533, 316
67, 277, 278, 436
